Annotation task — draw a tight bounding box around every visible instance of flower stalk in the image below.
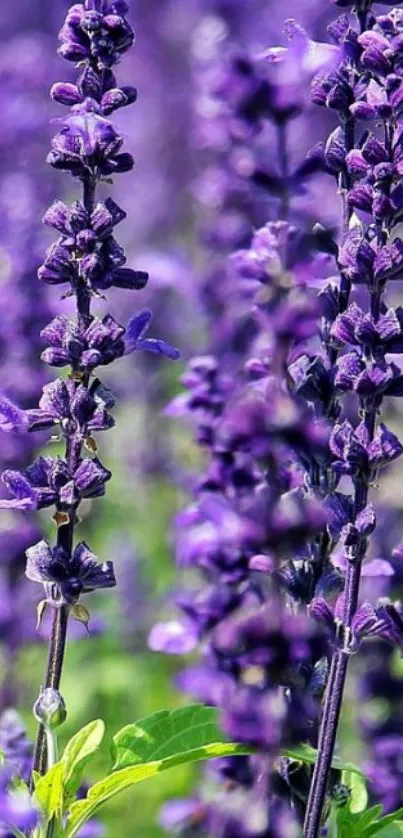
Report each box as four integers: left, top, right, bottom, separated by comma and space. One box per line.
33, 607, 69, 774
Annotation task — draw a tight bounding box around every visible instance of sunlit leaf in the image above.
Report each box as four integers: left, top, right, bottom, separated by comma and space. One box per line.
342, 769, 368, 814
61, 719, 105, 800
111, 704, 243, 770
34, 762, 64, 822
64, 705, 252, 838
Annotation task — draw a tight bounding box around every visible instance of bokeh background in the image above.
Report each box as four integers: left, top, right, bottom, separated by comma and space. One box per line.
1, 1, 402, 836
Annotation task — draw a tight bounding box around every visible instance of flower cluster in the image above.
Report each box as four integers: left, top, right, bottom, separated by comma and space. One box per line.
157, 5, 403, 838
301, 4, 403, 834
39, 197, 147, 292
155, 179, 336, 838
157, 224, 338, 835
0, 1, 178, 622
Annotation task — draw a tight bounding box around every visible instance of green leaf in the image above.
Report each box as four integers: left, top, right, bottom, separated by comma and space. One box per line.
342, 770, 368, 814
376, 825, 403, 838
65, 748, 248, 838
111, 704, 247, 770
336, 805, 357, 838
34, 762, 64, 822
352, 806, 384, 835
282, 744, 364, 776
61, 719, 105, 799
330, 775, 376, 838
363, 810, 403, 838
65, 705, 252, 838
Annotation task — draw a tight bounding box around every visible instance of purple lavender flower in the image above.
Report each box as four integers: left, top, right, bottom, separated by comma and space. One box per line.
159, 3, 403, 837
58, 1, 134, 66
156, 69, 337, 834
0, 711, 32, 785
0, 768, 40, 836
0, 0, 177, 782
298, 4, 403, 835
39, 195, 147, 291
259, 19, 340, 119
26, 540, 116, 606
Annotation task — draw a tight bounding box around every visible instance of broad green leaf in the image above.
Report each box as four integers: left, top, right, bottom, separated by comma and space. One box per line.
65, 703, 253, 838
282, 744, 364, 776
34, 762, 64, 822
342, 770, 368, 814
111, 704, 246, 770
61, 720, 105, 799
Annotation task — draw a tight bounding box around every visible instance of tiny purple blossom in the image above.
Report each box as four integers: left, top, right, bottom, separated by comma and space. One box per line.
148, 620, 199, 655
124, 309, 180, 360
26, 539, 116, 606
0, 768, 41, 834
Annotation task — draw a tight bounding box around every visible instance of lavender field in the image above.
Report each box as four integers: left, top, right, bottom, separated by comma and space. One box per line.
0, 1, 403, 837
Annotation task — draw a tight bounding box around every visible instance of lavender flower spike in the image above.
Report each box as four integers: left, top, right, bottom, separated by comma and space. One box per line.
304, 4, 403, 836
0, 0, 177, 781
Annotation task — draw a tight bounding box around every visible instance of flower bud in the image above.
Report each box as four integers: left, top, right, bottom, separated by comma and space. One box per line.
33, 688, 67, 729
331, 783, 351, 808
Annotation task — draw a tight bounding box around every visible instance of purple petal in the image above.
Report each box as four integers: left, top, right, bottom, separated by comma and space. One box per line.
73, 542, 116, 591
74, 458, 111, 497
39, 379, 70, 420
25, 540, 55, 583
309, 597, 335, 632
355, 504, 376, 537
148, 620, 198, 654
164, 394, 190, 417
124, 309, 152, 350
362, 559, 394, 577
137, 338, 180, 360
0, 394, 28, 433
368, 423, 403, 467
159, 800, 203, 831
352, 601, 378, 642
40, 316, 70, 347
248, 554, 275, 573
81, 561, 116, 591
0, 496, 37, 511
0, 472, 38, 510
